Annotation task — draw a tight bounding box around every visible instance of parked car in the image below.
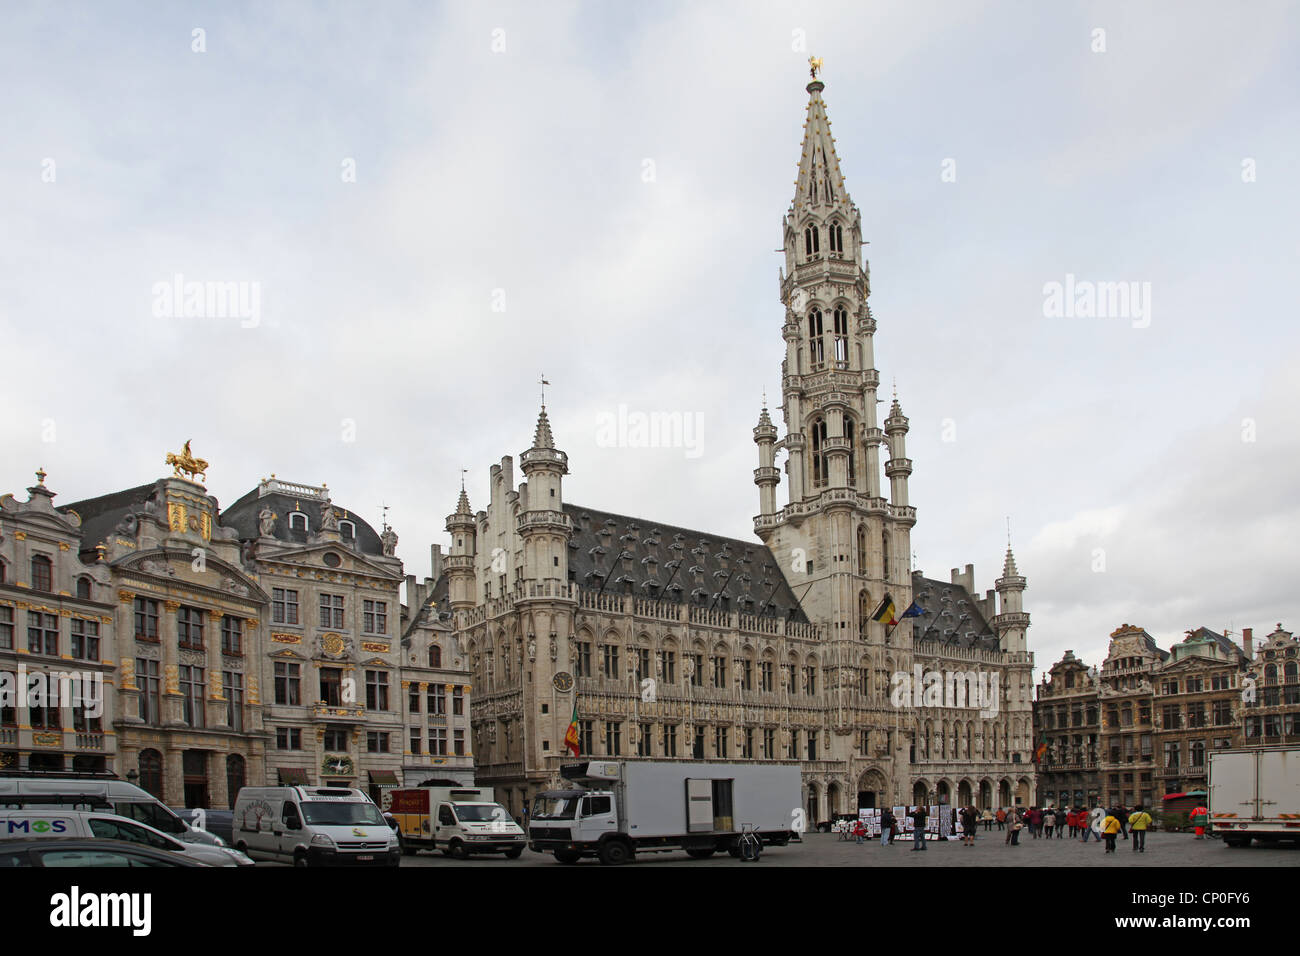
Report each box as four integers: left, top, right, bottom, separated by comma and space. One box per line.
172, 808, 234, 845
0, 837, 211, 868
0, 809, 254, 866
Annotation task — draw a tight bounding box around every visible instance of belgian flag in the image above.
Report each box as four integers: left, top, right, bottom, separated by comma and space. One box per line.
870, 594, 897, 626
564, 702, 581, 757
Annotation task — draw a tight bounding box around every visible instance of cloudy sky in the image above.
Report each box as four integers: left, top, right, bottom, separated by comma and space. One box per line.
2, 0, 1297, 678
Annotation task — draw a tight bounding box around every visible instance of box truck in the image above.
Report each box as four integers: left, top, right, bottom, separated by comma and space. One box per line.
528, 761, 802, 865
1208, 747, 1300, 847
387, 786, 525, 859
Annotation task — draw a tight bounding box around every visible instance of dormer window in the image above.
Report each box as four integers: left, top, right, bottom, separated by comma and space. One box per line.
338, 520, 356, 539
30, 555, 53, 593
289, 512, 309, 532
76, 577, 93, 600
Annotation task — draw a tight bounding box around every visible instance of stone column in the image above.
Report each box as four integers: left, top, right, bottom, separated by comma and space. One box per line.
164, 746, 184, 805
162, 601, 184, 726
208, 611, 227, 729
115, 591, 143, 723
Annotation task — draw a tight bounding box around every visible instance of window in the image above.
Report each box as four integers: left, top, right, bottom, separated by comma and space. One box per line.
0, 606, 11, 650
27, 611, 58, 655
221, 616, 243, 655
408, 684, 421, 713
365, 670, 390, 711
602, 643, 620, 680
605, 721, 622, 756
638, 722, 653, 756
225, 672, 244, 731
634, 647, 651, 684
76, 577, 93, 599
881, 531, 890, 582
454, 729, 466, 756
323, 727, 349, 751
365, 731, 389, 753
693, 726, 706, 759
137, 660, 160, 724
763, 728, 775, 759
430, 728, 448, 756
272, 588, 299, 625
289, 512, 308, 531
30, 555, 53, 593
740, 658, 753, 691
579, 720, 594, 756
833, 306, 849, 365
274, 662, 301, 705
429, 644, 442, 668
410, 728, 422, 754
321, 668, 343, 706
363, 600, 387, 635
810, 417, 828, 487
712, 655, 727, 689
574, 641, 591, 678
72, 699, 101, 733
179, 666, 204, 728
339, 520, 356, 539
803, 224, 820, 258
690, 653, 704, 687
807, 729, 818, 761
69, 618, 100, 661
829, 220, 844, 254
319, 594, 344, 629
808, 308, 825, 368
803, 664, 817, 696
427, 684, 446, 715
714, 725, 728, 758
844, 417, 856, 484
453, 687, 464, 715
177, 607, 204, 650
662, 723, 678, 757
134, 598, 159, 641
662, 650, 676, 684
1162, 741, 1180, 768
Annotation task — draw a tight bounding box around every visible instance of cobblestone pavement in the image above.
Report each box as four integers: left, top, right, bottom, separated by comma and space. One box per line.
387, 830, 1298, 867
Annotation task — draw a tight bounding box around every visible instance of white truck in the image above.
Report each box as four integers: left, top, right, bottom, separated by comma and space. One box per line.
386, 785, 525, 859
528, 761, 802, 865
1208, 747, 1300, 847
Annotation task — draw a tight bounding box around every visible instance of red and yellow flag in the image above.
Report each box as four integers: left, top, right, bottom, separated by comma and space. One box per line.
564, 702, 580, 757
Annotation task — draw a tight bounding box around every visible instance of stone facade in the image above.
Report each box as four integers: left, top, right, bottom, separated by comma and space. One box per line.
443, 76, 1037, 822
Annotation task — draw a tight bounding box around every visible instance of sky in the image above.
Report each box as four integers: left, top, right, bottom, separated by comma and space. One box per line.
1, 0, 1297, 680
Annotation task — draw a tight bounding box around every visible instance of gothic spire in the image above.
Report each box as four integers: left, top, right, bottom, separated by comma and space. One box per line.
794, 71, 850, 210
532, 404, 555, 450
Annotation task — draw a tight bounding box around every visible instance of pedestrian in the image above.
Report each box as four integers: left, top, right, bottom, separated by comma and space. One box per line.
1065, 807, 1077, 838
1128, 804, 1152, 853
910, 805, 928, 851
996, 807, 1007, 832
1043, 808, 1056, 839
1028, 806, 1042, 838
1116, 802, 1129, 841
982, 807, 993, 832
1056, 808, 1067, 838
1101, 809, 1121, 853
881, 808, 895, 847
961, 805, 977, 846
1008, 808, 1023, 846
853, 818, 866, 844
1191, 801, 1209, 840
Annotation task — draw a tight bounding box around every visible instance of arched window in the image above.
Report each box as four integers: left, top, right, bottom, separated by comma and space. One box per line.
139, 749, 164, 800
289, 512, 308, 532
808, 308, 825, 366
76, 577, 93, 600
429, 644, 442, 669
810, 418, 828, 489
803, 224, 820, 259
857, 526, 868, 575
1285, 661, 1297, 682
1265, 664, 1278, 685
0, 559, 6, 584
881, 531, 890, 582
829, 219, 844, 254
30, 555, 53, 593
338, 520, 356, 539
845, 417, 857, 486
833, 306, 848, 365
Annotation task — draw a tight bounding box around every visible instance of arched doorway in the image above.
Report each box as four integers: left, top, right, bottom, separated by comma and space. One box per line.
912, 780, 929, 806
827, 782, 841, 816
936, 779, 951, 805
226, 754, 246, 809
182, 750, 209, 808
999, 779, 1012, 807
139, 749, 164, 800
857, 769, 886, 810
807, 784, 821, 827
1016, 778, 1032, 806
957, 779, 973, 806
979, 779, 993, 809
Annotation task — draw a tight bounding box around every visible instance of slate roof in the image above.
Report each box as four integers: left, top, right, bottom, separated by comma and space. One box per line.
562, 503, 807, 622
222, 488, 385, 556
909, 571, 1000, 650
1180, 626, 1246, 662
59, 483, 158, 556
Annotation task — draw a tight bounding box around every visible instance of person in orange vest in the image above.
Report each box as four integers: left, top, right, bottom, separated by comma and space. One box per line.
1191, 802, 1209, 839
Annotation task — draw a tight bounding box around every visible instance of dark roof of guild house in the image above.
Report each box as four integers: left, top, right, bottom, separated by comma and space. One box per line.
222, 487, 385, 556
910, 572, 1001, 650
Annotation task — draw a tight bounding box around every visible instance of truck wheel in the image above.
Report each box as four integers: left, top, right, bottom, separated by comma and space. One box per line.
553, 850, 581, 864
1224, 836, 1250, 848
293, 849, 310, 868
504, 847, 524, 859
598, 840, 632, 866
448, 839, 469, 860
685, 848, 715, 859
727, 846, 742, 858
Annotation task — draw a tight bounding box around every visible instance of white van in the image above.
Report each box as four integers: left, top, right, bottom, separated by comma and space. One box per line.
233, 786, 400, 867
0, 777, 223, 846
0, 809, 253, 866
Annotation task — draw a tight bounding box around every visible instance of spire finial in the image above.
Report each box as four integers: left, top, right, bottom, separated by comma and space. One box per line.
35, 467, 46, 486
460, 468, 467, 491
808, 56, 823, 80
380, 501, 391, 533
539, 374, 549, 408
1007, 515, 1012, 548
761, 388, 767, 410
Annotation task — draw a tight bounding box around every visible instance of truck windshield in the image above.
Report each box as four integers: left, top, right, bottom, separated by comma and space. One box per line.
455, 804, 512, 823
300, 802, 385, 826
531, 796, 579, 820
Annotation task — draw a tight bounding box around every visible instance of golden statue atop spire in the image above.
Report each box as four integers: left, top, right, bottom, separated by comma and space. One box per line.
165, 440, 209, 483
808, 56, 824, 80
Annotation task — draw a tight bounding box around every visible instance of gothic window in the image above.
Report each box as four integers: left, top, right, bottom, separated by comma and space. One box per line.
881, 531, 890, 582
808, 307, 825, 366
857, 526, 868, 575
858, 590, 870, 639
804, 224, 820, 259
833, 306, 848, 365
811, 418, 829, 489
845, 417, 857, 486
829, 219, 844, 254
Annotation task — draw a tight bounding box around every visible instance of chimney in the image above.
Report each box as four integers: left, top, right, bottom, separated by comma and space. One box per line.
430, 543, 444, 580
1243, 627, 1253, 659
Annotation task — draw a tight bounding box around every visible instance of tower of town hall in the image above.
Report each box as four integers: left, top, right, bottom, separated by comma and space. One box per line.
439, 69, 1037, 823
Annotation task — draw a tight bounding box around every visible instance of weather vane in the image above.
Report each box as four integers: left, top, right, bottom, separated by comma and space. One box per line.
808, 56, 823, 80
539, 374, 549, 407
381, 501, 390, 532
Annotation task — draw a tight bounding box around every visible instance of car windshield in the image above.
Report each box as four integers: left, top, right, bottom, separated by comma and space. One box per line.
455, 804, 512, 823
299, 802, 385, 826
531, 796, 579, 820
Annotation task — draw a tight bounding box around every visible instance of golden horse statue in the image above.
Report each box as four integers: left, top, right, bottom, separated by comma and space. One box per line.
166, 440, 209, 482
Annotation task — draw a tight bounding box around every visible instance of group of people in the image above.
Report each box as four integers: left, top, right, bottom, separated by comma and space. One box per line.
995, 804, 1154, 852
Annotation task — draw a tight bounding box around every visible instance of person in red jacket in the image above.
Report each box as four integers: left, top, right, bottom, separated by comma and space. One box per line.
1191, 803, 1209, 839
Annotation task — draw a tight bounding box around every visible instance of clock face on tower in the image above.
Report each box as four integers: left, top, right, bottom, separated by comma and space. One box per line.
552, 672, 574, 693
